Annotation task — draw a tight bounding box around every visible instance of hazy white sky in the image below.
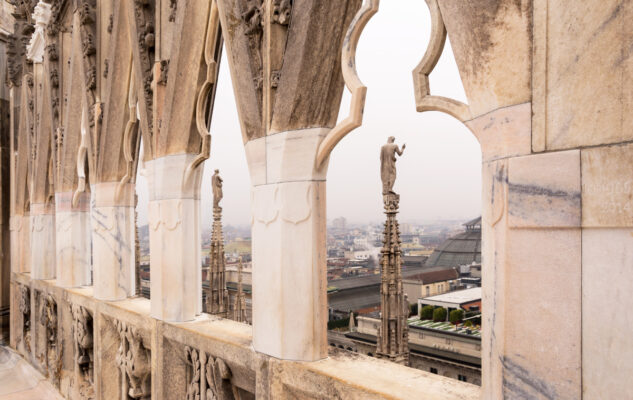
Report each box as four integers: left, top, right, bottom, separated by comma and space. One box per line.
137, 0, 482, 229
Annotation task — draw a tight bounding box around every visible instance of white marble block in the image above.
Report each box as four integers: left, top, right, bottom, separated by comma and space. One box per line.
246, 128, 329, 361
55, 191, 91, 287
146, 154, 203, 322
92, 183, 136, 301
30, 203, 56, 280
10, 214, 30, 274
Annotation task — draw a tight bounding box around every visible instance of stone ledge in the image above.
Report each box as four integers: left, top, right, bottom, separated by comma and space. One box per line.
11, 277, 481, 399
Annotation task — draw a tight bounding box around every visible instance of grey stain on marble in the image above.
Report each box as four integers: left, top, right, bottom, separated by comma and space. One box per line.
501, 356, 558, 400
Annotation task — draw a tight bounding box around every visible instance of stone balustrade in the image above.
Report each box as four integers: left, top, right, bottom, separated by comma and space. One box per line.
9, 272, 479, 399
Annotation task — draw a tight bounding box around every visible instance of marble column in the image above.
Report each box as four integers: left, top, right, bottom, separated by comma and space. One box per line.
92, 182, 136, 300
247, 128, 328, 361
55, 192, 91, 287
30, 203, 56, 279
147, 154, 203, 322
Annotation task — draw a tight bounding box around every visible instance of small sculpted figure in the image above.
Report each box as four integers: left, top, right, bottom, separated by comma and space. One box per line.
380, 136, 405, 195
212, 169, 223, 209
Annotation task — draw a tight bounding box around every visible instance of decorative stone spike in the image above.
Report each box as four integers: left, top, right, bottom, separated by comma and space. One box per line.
376, 193, 409, 366
206, 187, 228, 317
233, 257, 248, 324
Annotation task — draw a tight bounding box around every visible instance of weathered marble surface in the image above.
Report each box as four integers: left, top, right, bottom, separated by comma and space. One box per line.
146, 154, 203, 322
536, 0, 633, 150
29, 204, 55, 280
249, 128, 328, 361
55, 192, 91, 288
465, 102, 531, 162
508, 150, 581, 228
91, 183, 136, 301
581, 143, 633, 228
438, 0, 532, 119
505, 229, 581, 400
582, 228, 633, 399
0, 345, 63, 399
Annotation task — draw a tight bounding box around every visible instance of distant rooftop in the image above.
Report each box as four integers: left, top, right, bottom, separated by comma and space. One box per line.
425, 218, 481, 268
420, 287, 482, 307
404, 268, 459, 284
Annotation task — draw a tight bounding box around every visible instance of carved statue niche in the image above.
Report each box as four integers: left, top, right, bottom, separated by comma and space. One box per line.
157, 60, 169, 86
85, 65, 97, 90
18, 285, 31, 352
114, 319, 151, 400
82, 32, 96, 57
70, 304, 94, 391
169, 0, 178, 22
50, 69, 59, 88
40, 295, 61, 384
46, 44, 58, 61
79, 2, 95, 26
40, 295, 58, 348
271, 0, 292, 25
241, 0, 264, 90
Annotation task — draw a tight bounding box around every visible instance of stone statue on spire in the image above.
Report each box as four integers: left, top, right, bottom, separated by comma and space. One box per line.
212, 169, 223, 209
380, 136, 405, 195
207, 169, 228, 317
376, 138, 409, 365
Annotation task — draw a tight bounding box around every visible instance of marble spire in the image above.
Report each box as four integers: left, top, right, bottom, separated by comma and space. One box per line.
233, 258, 248, 324
376, 138, 409, 365
207, 171, 228, 317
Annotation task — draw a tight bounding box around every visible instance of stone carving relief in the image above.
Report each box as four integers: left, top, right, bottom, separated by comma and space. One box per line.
45, 1, 66, 146
77, 0, 99, 153
184, 346, 235, 400
113, 319, 151, 400
70, 304, 94, 399
18, 285, 31, 352
271, 0, 292, 25
169, 0, 178, 22
132, 0, 157, 135
40, 294, 61, 385
241, 0, 264, 91
6, 1, 35, 86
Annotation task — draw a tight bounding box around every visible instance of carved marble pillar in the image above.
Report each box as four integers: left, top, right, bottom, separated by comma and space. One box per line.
146, 154, 203, 321
30, 203, 56, 279
27, 1, 55, 281
92, 183, 136, 300
218, 0, 362, 362
55, 192, 91, 287
248, 128, 328, 361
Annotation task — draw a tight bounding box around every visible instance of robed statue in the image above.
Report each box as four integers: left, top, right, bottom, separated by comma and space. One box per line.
212, 169, 223, 208
380, 137, 406, 195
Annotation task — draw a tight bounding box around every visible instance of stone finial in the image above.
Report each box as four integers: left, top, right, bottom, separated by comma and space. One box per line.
348, 311, 356, 332
26, 1, 52, 63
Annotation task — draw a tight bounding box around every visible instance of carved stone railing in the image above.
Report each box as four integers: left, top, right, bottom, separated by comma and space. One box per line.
10, 273, 479, 399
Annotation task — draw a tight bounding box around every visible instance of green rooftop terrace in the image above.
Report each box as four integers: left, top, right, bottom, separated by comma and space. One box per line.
408, 317, 482, 337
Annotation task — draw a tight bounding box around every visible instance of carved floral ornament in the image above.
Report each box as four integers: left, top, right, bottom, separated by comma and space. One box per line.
184, 346, 235, 400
